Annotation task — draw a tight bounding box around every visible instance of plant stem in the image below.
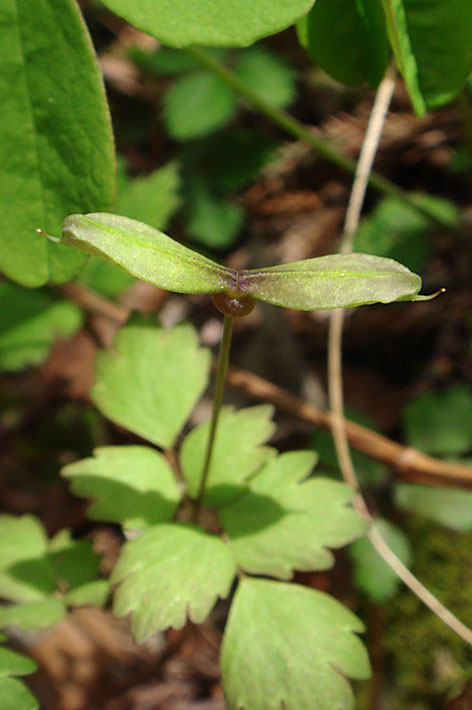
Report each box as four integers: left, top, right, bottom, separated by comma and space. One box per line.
186, 46, 444, 226
194, 315, 234, 516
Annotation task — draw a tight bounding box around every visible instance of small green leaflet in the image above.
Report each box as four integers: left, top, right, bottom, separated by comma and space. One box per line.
63, 446, 182, 530
180, 405, 275, 506
98, 0, 315, 48
0, 636, 38, 710
91, 316, 211, 449
395, 484, 472, 532
112, 523, 236, 643
61, 213, 429, 310
219, 451, 368, 579
221, 578, 370, 710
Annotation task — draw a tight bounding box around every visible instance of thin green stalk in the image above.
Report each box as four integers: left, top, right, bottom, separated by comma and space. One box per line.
194, 315, 234, 516
186, 46, 446, 226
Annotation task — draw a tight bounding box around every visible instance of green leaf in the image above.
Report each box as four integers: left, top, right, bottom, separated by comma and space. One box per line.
77, 258, 136, 298
0, 516, 56, 602
91, 317, 210, 449
297, 0, 388, 87
61, 213, 426, 309
221, 578, 370, 710
115, 162, 182, 231
163, 72, 236, 140
63, 446, 181, 529
112, 523, 236, 643
234, 46, 296, 109
48, 529, 101, 590
395, 484, 472, 532
404, 385, 472, 456
98, 0, 315, 48
219, 451, 367, 579
180, 405, 275, 506
186, 178, 245, 249
0, 283, 83, 372
349, 519, 412, 602
0, 599, 65, 631
0, 642, 38, 710
64, 580, 110, 608
0, 0, 115, 286
382, 0, 472, 114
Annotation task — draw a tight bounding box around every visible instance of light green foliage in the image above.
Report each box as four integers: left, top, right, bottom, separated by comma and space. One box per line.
61, 213, 427, 309
404, 385, 472, 456
0, 635, 38, 710
298, 0, 388, 87
112, 523, 236, 642
63, 446, 182, 530
0, 283, 83, 373
382, 0, 472, 114
395, 485, 472, 532
91, 317, 211, 449
163, 72, 235, 140
79, 162, 182, 297
220, 451, 368, 578
98, 0, 315, 48
0, 515, 105, 630
180, 405, 275, 505
353, 196, 459, 273
234, 46, 296, 109
186, 178, 245, 248
221, 578, 371, 710
349, 519, 412, 602
0, 0, 115, 286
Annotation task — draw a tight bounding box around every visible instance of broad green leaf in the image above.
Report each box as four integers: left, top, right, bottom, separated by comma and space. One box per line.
112, 523, 236, 642
48, 529, 101, 590
382, 0, 472, 114
349, 519, 412, 602
221, 578, 370, 710
0, 599, 65, 631
180, 405, 275, 506
0, 677, 38, 710
297, 0, 388, 87
98, 0, 315, 48
61, 213, 427, 309
404, 385, 472, 456
0, 516, 56, 602
186, 178, 245, 249
0, 0, 115, 286
163, 73, 236, 140
115, 162, 182, 230
0, 641, 38, 710
91, 317, 210, 449
234, 46, 296, 109
63, 580, 110, 608
220, 451, 367, 579
62, 214, 232, 295
395, 484, 472, 532
0, 283, 83, 372
63, 446, 181, 529
77, 258, 136, 298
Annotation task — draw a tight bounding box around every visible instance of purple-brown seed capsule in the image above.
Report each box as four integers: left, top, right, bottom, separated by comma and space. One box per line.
211, 293, 256, 318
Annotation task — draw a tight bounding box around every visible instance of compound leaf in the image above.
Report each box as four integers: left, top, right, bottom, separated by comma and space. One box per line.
349, 519, 412, 602
163, 73, 236, 140
63, 446, 181, 529
180, 405, 275, 506
98, 0, 315, 48
112, 523, 236, 642
221, 578, 370, 710
0, 599, 65, 632
0, 0, 115, 286
48, 529, 101, 590
382, 0, 472, 114
0, 283, 83, 372
186, 177, 245, 249
0, 638, 38, 710
115, 162, 182, 231
297, 0, 388, 87
235, 47, 296, 109
220, 451, 367, 579
91, 317, 210, 449
0, 516, 56, 602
